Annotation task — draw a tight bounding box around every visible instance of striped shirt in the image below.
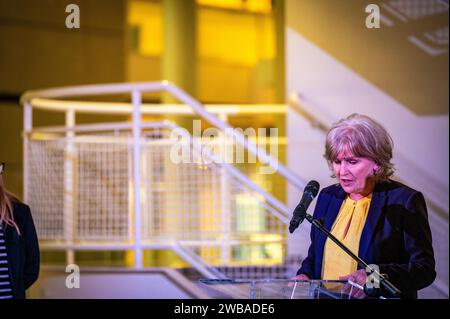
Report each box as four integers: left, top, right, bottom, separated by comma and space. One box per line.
0, 225, 13, 299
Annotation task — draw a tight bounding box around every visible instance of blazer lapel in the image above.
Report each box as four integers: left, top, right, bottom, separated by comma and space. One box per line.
358, 183, 387, 262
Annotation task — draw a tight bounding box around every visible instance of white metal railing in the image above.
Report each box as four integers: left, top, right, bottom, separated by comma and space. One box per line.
21, 82, 305, 190
21, 81, 306, 279
26, 121, 290, 278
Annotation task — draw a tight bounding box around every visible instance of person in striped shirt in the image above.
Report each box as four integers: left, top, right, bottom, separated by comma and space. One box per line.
0, 162, 39, 299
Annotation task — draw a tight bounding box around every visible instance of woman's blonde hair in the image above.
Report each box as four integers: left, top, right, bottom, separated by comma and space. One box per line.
324, 113, 395, 181
0, 175, 21, 234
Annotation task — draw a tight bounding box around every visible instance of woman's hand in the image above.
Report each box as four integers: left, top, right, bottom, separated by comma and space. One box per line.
292, 274, 310, 281
340, 269, 367, 299
339, 269, 367, 286
288, 274, 310, 287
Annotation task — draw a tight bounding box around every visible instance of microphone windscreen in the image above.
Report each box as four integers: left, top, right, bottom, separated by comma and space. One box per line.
305, 180, 320, 197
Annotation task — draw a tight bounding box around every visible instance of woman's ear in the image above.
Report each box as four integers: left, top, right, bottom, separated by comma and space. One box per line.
373, 164, 380, 175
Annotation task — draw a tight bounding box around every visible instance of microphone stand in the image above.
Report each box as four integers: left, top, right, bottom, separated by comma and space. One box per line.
303, 213, 402, 298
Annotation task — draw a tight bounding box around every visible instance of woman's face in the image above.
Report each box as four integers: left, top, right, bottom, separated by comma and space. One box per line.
332, 149, 379, 199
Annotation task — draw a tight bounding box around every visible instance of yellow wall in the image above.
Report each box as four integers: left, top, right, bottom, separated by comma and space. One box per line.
0, 0, 126, 93
127, 0, 278, 103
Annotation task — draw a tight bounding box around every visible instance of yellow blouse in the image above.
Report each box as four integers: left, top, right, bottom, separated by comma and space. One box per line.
322, 193, 372, 280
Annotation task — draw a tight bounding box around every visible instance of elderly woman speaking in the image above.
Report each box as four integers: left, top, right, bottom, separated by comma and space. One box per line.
293, 114, 436, 299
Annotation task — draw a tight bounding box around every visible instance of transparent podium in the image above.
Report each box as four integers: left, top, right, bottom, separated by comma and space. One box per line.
199, 279, 365, 299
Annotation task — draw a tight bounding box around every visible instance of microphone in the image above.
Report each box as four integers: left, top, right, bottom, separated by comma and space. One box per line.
289, 180, 320, 233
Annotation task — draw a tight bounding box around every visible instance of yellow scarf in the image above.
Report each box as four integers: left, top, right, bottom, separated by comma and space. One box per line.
322, 193, 372, 280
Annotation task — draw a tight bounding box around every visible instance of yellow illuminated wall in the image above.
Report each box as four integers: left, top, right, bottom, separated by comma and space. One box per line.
198, 8, 275, 67
128, 0, 163, 56
197, 7, 276, 103
198, 0, 272, 14
127, 0, 278, 103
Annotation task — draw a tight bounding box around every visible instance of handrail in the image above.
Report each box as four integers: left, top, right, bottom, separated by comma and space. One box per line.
27, 98, 287, 115
21, 81, 307, 192
288, 92, 449, 219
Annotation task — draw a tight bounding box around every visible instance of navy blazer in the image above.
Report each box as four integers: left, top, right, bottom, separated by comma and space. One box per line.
297, 180, 436, 299
4, 202, 40, 299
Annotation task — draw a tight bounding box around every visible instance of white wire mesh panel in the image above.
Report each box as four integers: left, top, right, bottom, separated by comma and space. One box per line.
76, 136, 131, 241
139, 128, 288, 278
141, 130, 218, 241
28, 138, 65, 240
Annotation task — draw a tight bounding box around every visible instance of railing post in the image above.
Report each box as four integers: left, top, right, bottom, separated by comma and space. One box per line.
64, 109, 75, 265
132, 90, 143, 269
218, 112, 231, 265
23, 103, 32, 204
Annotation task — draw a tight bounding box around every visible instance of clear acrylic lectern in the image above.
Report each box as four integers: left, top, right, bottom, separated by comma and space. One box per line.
199, 279, 365, 299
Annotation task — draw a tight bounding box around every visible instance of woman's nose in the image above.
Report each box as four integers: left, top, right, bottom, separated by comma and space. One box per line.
339, 162, 348, 175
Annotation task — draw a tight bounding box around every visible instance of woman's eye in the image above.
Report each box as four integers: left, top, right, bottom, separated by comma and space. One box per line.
348, 160, 358, 165
334, 160, 341, 164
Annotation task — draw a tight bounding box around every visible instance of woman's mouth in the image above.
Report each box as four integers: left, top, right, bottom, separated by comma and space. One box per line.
341, 178, 353, 185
